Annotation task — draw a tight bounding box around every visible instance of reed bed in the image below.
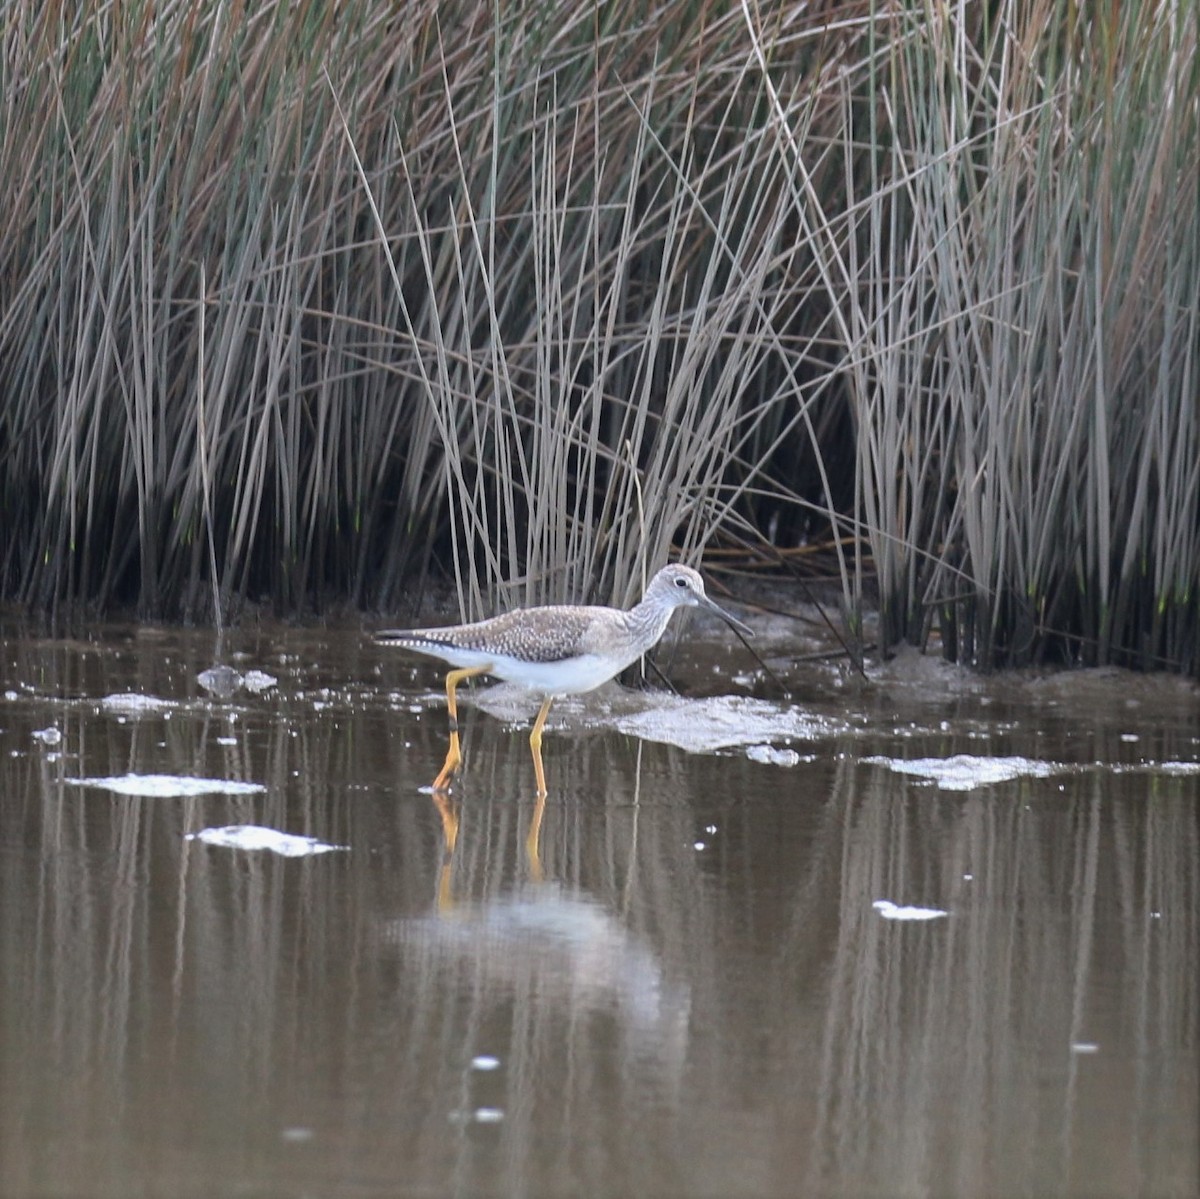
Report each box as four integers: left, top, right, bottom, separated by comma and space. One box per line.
0, 0, 1196, 673
828, 0, 1200, 671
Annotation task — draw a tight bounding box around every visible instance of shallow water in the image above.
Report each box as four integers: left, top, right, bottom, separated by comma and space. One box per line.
1, 617, 1197, 1198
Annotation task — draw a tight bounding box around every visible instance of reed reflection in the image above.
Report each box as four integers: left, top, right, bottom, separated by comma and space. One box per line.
755, 755, 1200, 1199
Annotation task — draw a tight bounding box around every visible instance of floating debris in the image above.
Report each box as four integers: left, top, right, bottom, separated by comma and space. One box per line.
31, 727, 62, 746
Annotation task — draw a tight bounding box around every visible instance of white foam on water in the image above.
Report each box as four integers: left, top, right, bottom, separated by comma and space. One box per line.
863, 754, 1067, 791
185, 825, 346, 856
69, 773, 266, 797
746, 744, 804, 767
873, 899, 949, 921
611, 695, 839, 754
867, 754, 1200, 791
1155, 761, 1200, 775
197, 666, 242, 698
100, 693, 173, 714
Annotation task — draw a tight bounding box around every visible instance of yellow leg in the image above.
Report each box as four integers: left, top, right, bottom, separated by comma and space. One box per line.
432, 665, 491, 791
529, 696, 554, 797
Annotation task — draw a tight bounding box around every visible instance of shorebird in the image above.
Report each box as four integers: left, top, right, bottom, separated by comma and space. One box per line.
376, 564, 751, 794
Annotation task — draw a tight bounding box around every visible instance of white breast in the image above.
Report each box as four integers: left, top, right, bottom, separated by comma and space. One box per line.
487, 652, 631, 696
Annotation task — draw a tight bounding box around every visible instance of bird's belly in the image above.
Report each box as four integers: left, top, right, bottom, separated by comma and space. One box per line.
490, 653, 628, 696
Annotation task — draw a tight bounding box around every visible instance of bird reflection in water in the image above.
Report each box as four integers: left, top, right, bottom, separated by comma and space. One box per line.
387, 788, 691, 1085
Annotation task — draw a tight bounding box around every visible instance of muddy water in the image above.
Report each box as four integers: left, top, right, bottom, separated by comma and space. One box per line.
0, 617, 1196, 1198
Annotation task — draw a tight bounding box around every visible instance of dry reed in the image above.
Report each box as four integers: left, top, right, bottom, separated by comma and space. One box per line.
0, 0, 1196, 672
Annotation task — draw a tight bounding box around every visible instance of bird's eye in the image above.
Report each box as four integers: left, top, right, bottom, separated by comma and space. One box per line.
675, 576, 689, 588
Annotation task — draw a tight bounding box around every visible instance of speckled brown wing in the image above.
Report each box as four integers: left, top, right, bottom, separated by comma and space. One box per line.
379, 605, 616, 664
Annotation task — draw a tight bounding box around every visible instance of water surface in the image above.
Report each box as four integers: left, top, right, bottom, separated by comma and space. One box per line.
1, 619, 1196, 1197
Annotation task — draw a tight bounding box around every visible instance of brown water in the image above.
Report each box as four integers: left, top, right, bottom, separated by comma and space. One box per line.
1, 619, 1197, 1198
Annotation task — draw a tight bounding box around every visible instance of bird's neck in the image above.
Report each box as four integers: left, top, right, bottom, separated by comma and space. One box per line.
624, 597, 676, 657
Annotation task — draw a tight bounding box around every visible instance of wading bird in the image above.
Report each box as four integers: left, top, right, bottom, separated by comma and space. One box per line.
376, 564, 751, 795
